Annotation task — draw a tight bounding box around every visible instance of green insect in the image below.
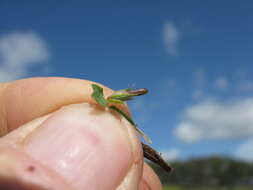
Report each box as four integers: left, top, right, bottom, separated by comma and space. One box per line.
91, 84, 172, 173
91, 84, 151, 143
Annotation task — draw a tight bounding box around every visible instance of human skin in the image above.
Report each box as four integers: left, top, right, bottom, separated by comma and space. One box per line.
0, 77, 163, 190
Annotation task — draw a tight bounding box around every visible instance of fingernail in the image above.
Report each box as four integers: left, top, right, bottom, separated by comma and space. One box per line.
23, 103, 133, 190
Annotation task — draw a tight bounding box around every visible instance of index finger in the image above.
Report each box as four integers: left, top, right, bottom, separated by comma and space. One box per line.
0, 77, 129, 136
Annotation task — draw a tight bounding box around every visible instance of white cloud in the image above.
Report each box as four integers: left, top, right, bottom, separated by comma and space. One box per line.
215, 77, 228, 89
163, 21, 179, 56
160, 148, 181, 161
235, 138, 253, 161
0, 31, 49, 82
174, 98, 253, 143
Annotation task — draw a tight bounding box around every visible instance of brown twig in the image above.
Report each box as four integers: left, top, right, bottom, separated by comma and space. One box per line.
142, 142, 172, 173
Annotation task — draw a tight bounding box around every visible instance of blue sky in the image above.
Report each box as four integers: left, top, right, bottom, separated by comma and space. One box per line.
1, 0, 253, 161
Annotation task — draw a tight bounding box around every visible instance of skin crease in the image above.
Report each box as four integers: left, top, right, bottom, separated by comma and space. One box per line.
0, 77, 163, 190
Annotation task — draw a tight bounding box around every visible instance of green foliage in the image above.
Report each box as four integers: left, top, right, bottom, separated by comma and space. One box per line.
163, 185, 253, 190
150, 156, 253, 188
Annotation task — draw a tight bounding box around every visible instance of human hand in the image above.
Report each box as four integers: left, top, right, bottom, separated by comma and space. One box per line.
0, 77, 162, 190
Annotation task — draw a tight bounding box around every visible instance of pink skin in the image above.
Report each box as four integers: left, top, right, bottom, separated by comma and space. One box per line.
0, 77, 163, 190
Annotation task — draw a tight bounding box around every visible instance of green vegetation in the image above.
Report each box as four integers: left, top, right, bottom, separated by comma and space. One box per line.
163, 185, 253, 190
149, 156, 253, 189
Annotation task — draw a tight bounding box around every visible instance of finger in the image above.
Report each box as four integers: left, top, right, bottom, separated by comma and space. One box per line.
0, 77, 129, 136
139, 163, 163, 190
0, 77, 162, 189
0, 103, 143, 190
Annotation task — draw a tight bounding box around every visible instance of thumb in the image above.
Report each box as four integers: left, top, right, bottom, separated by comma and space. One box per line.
0, 103, 143, 190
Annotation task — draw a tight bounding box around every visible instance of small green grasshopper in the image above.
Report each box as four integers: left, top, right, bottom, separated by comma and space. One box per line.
91, 84, 172, 173
91, 84, 151, 143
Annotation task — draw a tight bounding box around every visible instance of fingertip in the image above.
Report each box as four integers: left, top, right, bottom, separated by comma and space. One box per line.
1, 103, 143, 190
0, 77, 130, 136
139, 163, 163, 190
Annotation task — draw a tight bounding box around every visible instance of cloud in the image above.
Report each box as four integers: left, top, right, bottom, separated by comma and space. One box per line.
174, 98, 253, 143
235, 138, 253, 161
163, 21, 179, 56
215, 77, 228, 89
160, 148, 181, 161
0, 31, 49, 82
